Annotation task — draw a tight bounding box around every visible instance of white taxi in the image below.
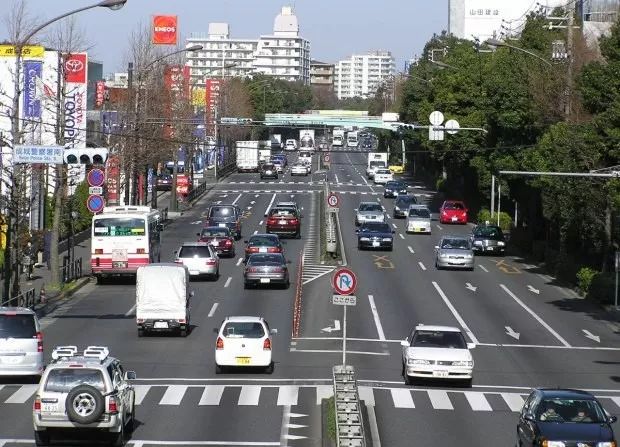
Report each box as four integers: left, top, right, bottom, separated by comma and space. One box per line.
373, 168, 393, 185
214, 316, 277, 374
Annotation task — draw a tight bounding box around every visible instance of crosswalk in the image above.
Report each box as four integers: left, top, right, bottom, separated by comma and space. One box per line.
1, 383, 619, 413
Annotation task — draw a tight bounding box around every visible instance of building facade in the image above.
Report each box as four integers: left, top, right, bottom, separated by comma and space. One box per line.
185, 6, 310, 87
310, 60, 334, 89
334, 51, 395, 100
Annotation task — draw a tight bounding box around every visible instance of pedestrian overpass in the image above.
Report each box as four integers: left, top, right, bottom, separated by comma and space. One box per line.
263, 112, 402, 131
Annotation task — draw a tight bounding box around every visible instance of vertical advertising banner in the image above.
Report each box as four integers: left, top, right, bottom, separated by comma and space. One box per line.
163, 65, 189, 139
105, 154, 120, 206
152, 15, 178, 45
63, 52, 88, 149
95, 80, 105, 108
205, 79, 221, 137
23, 60, 42, 118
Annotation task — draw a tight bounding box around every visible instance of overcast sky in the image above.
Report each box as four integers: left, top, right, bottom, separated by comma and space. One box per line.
3, 0, 447, 75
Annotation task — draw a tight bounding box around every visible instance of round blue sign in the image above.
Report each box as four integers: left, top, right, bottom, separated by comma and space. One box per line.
87, 168, 105, 187
87, 194, 104, 213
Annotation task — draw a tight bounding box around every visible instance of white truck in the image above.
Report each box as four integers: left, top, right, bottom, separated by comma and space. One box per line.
299, 129, 315, 154
347, 131, 359, 148
366, 152, 389, 179
258, 144, 271, 164
270, 134, 283, 150
332, 129, 345, 147
136, 263, 192, 337
236, 140, 260, 173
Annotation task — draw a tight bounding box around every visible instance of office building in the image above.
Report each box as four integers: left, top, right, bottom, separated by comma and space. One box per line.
334, 51, 395, 100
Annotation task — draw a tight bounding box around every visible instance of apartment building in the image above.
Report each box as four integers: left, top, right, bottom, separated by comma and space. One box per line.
334, 51, 395, 99
310, 60, 335, 89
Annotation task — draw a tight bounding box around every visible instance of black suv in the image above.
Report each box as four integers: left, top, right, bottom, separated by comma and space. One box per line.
260, 163, 278, 180
470, 223, 506, 255
205, 205, 242, 239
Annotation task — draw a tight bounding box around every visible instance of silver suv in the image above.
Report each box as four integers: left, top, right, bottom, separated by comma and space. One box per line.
32, 346, 136, 446
0, 307, 43, 378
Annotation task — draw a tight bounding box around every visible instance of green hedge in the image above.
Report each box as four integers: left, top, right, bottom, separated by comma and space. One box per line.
476, 208, 513, 231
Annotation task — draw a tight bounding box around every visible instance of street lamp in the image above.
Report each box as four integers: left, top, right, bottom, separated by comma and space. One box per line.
429, 60, 458, 70
484, 39, 553, 67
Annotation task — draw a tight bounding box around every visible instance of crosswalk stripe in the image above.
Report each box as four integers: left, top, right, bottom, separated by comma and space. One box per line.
315, 385, 333, 405
427, 390, 453, 410
277, 386, 299, 406
159, 385, 188, 405
5, 385, 37, 404
501, 393, 525, 412
464, 391, 492, 411
133, 385, 150, 405
358, 386, 375, 406
390, 388, 414, 408
199, 385, 225, 406
238, 385, 261, 405
610, 396, 620, 410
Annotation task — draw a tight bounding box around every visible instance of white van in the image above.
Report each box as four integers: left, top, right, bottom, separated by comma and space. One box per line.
0, 307, 43, 378
136, 263, 193, 337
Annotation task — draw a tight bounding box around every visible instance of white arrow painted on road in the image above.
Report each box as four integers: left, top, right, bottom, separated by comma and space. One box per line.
254, 194, 259, 198
582, 329, 600, 343
505, 326, 520, 340
250, 201, 256, 205
286, 423, 308, 429
288, 413, 308, 418
284, 434, 307, 440
527, 285, 540, 294
321, 320, 341, 333
465, 283, 477, 292
191, 220, 202, 225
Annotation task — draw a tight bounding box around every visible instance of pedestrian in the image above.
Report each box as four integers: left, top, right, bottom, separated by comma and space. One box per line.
22, 241, 35, 280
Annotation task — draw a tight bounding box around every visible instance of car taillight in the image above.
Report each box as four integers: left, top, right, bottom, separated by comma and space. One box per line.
268, 247, 282, 253
206, 259, 217, 266
216, 337, 224, 349
267, 218, 278, 225
263, 338, 271, 350
290, 219, 298, 225
33, 396, 41, 413
94, 249, 103, 254
174, 260, 183, 264
137, 319, 144, 323
178, 319, 186, 324
36, 332, 43, 353
224, 239, 233, 246
247, 267, 258, 273
273, 267, 285, 273
108, 396, 118, 414
137, 248, 145, 254
247, 247, 258, 253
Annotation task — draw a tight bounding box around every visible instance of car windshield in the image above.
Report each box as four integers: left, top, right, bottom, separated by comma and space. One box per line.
0, 314, 37, 338
369, 161, 385, 168
441, 238, 470, 250
262, 164, 275, 170
474, 226, 504, 239
359, 203, 382, 212
223, 322, 266, 339
93, 217, 146, 237
270, 208, 296, 217
201, 228, 230, 237
411, 330, 467, 349
396, 196, 417, 206
444, 202, 465, 210
537, 399, 607, 423
360, 223, 391, 233
249, 236, 279, 246
209, 207, 235, 218
45, 368, 105, 393
408, 208, 430, 218
376, 169, 391, 175
386, 181, 404, 189
247, 253, 285, 265
178, 246, 211, 258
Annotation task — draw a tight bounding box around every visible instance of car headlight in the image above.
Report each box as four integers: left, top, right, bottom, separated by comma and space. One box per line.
360, 237, 370, 241
542, 442, 566, 447
394, 206, 400, 211
451, 360, 473, 367
439, 254, 449, 258
596, 443, 617, 447
497, 241, 506, 246
382, 237, 392, 242
474, 240, 483, 246
408, 359, 430, 365
465, 254, 473, 259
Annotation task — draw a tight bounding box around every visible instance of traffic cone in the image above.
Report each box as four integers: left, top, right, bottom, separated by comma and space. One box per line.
39, 287, 46, 304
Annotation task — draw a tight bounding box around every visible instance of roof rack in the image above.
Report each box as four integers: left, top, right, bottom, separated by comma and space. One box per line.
83, 346, 110, 361
50, 345, 110, 362
51, 346, 78, 360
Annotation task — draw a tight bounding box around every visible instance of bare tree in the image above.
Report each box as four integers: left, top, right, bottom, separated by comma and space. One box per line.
220, 78, 254, 143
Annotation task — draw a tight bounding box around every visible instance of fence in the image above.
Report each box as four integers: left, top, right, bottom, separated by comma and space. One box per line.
333, 365, 366, 447
61, 258, 82, 284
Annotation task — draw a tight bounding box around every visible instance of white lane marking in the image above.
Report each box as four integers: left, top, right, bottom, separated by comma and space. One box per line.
368, 295, 386, 341
253, 230, 258, 235
159, 385, 188, 405
238, 385, 261, 405
427, 390, 453, 410
232, 193, 243, 205
128, 441, 280, 446
254, 194, 259, 198
259, 220, 264, 225
390, 388, 415, 408
475, 342, 620, 351
464, 391, 493, 411
501, 393, 525, 412
236, 258, 243, 266
432, 281, 479, 345
436, 224, 443, 230
5, 385, 37, 403
399, 233, 405, 240
133, 385, 150, 405
358, 386, 375, 406
199, 385, 225, 405
500, 284, 571, 347
408, 246, 414, 254
315, 385, 333, 405
125, 304, 136, 317
277, 385, 299, 406
478, 265, 489, 272
207, 303, 219, 318
264, 193, 277, 216
611, 396, 620, 409
392, 223, 397, 229
289, 349, 389, 356
224, 277, 232, 288
418, 261, 426, 271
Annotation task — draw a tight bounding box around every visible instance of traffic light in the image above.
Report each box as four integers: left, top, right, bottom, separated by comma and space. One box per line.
64, 148, 109, 165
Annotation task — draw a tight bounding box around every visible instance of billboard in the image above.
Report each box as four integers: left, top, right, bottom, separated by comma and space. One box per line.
63, 53, 87, 83
0, 45, 44, 58
23, 60, 42, 118
95, 80, 105, 108
152, 15, 178, 45
205, 79, 222, 136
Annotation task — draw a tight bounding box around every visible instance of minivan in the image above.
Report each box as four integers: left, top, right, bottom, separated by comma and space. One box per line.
0, 307, 43, 378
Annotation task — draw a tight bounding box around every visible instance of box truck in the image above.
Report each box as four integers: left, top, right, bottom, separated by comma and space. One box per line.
366, 152, 388, 178
236, 141, 260, 172
332, 129, 345, 147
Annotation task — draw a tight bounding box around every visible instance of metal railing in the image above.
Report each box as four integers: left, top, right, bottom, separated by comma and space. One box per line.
61, 257, 82, 284
15, 288, 36, 308
333, 365, 366, 447
186, 181, 207, 203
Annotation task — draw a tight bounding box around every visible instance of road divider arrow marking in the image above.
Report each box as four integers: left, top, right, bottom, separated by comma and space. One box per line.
527, 285, 540, 294
286, 423, 307, 429
465, 283, 477, 292
284, 434, 308, 440
288, 413, 308, 418
505, 326, 520, 340
582, 329, 600, 343
321, 320, 341, 333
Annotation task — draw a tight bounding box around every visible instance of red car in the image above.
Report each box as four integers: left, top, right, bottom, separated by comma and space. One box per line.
197, 226, 236, 257
266, 207, 301, 238
439, 200, 468, 224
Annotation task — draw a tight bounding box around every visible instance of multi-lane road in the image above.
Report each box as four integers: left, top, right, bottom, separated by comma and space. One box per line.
0, 149, 619, 446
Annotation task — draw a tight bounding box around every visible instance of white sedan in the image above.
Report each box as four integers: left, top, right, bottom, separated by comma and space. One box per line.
214, 316, 277, 374
174, 242, 219, 280
401, 324, 475, 387
291, 162, 309, 176
373, 168, 393, 184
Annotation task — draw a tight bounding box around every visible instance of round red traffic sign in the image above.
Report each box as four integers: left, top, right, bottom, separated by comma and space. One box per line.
87, 168, 105, 187
324, 154, 330, 163
327, 193, 339, 208
86, 194, 105, 213
332, 268, 357, 295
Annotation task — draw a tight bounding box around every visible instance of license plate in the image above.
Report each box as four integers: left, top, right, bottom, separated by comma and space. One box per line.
260, 278, 270, 283
372, 241, 380, 247
433, 370, 449, 377
211, 240, 220, 246
1, 356, 21, 364
451, 217, 458, 222
236, 357, 251, 365
112, 261, 127, 268
416, 228, 424, 232
279, 220, 287, 225
154, 321, 169, 329
218, 223, 226, 227
259, 247, 268, 253
41, 403, 59, 413
190, 270, 200, 276
487, 247, 495, 251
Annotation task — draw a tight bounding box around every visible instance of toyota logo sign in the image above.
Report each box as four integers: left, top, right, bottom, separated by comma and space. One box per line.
63, 53, 87, 83
65, 58, 84, 73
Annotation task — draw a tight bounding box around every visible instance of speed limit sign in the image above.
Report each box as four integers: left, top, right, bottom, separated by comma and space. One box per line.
327, 193, 339, 209
324, 154, 330, 163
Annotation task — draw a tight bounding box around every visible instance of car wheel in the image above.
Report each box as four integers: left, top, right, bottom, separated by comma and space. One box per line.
127, 396, 136, 434
265, 362, 274, 374
109, 419, 125, 447
66, 384, 105, 424
463, 378, 473, 388
404, 374, 414, 386
284, 280, 290, 290
213, 269, 220, 281
401, 362, 405, 377
435, 262, 441, 270
34, 430, 50, 446
215, 364, 224, 375
295, 231, 301, 239
96, 275, 106, 285
387, 245, 393, 252
244, 282, 251, 289
137, 328, 144, 338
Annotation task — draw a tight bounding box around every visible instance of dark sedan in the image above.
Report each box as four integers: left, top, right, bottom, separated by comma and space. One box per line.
517, 388, 617, 447
356, 222, 394, 251
197, 226, 236, 257
244, 253, 290, 289
156, 174, 172, 191
244, 234, 283, 261
384, 180, 408, 198
205, 205, 242, 239
470, 223, 506, 255
260, 163, 278, 179
393, 195, 418, 218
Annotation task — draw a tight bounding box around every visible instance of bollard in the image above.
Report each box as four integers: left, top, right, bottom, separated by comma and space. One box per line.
39, 287, 46, 304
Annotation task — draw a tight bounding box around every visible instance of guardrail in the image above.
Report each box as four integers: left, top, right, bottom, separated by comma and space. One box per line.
333, 365, 366, 447
186, 181, 207, 203
61, 258, 82, 284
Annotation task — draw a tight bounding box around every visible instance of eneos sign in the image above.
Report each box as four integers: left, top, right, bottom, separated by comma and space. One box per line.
152, 15, 178, 45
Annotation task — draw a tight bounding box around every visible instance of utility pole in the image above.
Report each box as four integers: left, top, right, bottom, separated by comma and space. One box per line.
125, 62, 133, 205
565, 0, 575, 119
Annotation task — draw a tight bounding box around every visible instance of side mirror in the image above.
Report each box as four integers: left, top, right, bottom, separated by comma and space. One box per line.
434, 246, 439, 250
524, 414, 535, 422
213, 328, 219, 334
173, 250, 178, 254
190, 291, 195, 297
392, 230, 395, 234
355, 229, 360, 233
270, 328, 278, 335
609, 415, 618, 424
243, 240, 249, 243
125, 371, 137, 380
354, 209, 358, 212
467, 343, 476, 349
196, 233, 201, 237
400, 340, 409, 347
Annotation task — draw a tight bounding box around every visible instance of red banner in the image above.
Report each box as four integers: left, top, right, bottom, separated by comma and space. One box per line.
205, 79, 222, 136
176, 174, 190, 195
95, 80, 105, 108
64, 53, 87, 84
152, 15, 178, 45
163, 65, 190, 139
105, 155, 120, 206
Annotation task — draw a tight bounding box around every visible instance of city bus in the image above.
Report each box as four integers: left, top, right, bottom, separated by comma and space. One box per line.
91, 206, 162, 282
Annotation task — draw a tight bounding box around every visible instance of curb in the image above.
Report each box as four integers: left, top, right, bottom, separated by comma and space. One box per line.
35, 276, 92, 318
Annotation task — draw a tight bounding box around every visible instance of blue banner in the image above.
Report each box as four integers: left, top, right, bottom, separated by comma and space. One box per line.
23, 60, 42, 118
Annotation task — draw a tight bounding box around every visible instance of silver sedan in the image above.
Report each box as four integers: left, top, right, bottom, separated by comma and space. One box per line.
434, 236, 475, 270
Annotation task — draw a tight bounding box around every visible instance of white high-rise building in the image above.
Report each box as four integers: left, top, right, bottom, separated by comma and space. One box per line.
334, 51, 395, 100
185, 6, 310, 86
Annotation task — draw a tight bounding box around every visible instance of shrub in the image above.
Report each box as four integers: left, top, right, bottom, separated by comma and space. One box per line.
576, 267, 598, 295
588, 272, 615, 305
476, 208, 512, 231
435, 177, 446, 192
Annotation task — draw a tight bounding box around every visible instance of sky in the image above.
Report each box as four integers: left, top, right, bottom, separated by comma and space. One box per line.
3, 0, 448, 75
